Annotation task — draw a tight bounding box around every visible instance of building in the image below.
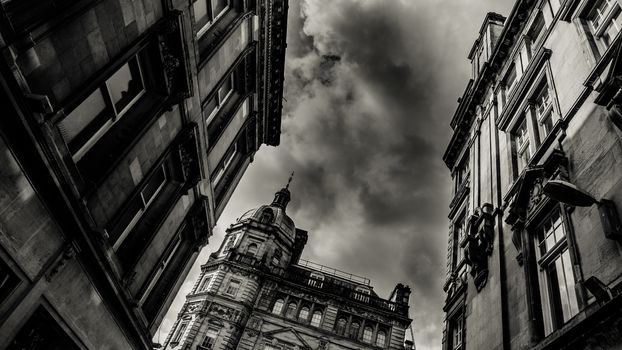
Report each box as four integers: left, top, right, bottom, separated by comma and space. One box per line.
0, 0, 287, 348
161, 184, 414, 350
442, 0, 622, 349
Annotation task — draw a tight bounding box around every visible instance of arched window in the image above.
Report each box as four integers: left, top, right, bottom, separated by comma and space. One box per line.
362, 327, 373, 343
199, 275, 212, 292
247, 243, 258, 257
272, 299, 284, 315
348, 322, 360, 340
286, 302, 297, 319
260, 208, 274, 224
310, 310, 322, 327
298, 307, 310, 322
335, 318, 347, 336
376, 331, 386, 347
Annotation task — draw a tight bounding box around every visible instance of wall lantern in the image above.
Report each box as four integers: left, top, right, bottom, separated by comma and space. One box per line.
543, 180, 622, 242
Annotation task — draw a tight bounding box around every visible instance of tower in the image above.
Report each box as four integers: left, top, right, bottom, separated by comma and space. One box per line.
163, 184, 413, 350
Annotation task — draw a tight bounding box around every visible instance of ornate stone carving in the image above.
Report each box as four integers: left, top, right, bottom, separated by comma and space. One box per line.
463, 203, 494, 292
208, 303, 243, 323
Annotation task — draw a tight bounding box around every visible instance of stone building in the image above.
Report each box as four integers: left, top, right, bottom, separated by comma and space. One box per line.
0, 0, 287, 348
161, 185, 413, 350
442, 0, 622, 349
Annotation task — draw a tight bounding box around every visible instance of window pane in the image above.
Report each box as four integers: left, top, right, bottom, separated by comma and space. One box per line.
335, 318, 347, 335
205, 96, 219, 124
194, 0, 210, 31
59, 88, 108, 145
310, 311, 322, 327
218, 75, 233, 103
299, 307, 309, 321
558, 250, 579, 322
107, 57, 144, 115
141, 165, 167, 206
272, 299, 284, 314
376, 331, 386, 347
211, 0, 228, 19
362, 327, 373, 343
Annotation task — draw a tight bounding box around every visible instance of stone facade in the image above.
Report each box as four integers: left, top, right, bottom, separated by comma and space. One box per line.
442, 1, 622, 350
0, 0, 287, 348
163, 186, 413, 350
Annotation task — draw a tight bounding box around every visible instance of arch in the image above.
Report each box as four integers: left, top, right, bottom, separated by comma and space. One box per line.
376, 330, 386, 347
310, 310, 322, 327
348, 322, 360, 339
362, 326, 373, 343
247, 243, 258, 257
286, 302, 297, 318
260, 208, 274, 224
335, 318, 347, 336
298, 306, 310, 321
272, 299, 284, 315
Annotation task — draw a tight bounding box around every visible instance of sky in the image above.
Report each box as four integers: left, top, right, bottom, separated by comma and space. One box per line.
157, 1, 515, 349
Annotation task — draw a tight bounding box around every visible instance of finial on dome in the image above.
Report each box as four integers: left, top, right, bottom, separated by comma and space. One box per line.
272, 171, 294, 210
285, 171, 294, 189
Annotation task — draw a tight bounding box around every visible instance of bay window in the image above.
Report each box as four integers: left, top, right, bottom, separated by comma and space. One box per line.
58, 56, 145, 161
534, 208, 579, 336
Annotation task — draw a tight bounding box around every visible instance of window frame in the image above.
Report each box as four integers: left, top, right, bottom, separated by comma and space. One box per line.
298, 306, 310, 322
450, 313, 464, 350
206, 73, 235, 125
362, 326, 373, 343
375, 330, 387, 347
194, 0, 231, 38
59, 54, 146, 162
224, 279, 241, 297
201, 327, 220, 349
310, 310, 323, 327
199, 274, 213, 292
272, 299, 284, 315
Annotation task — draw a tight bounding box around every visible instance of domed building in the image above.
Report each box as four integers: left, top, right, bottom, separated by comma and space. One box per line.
162, 183, 414, 350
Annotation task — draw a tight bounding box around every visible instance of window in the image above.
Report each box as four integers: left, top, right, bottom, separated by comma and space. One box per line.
58, 56, 145, 161
586, 0, 622, 52
201, 328, 219, 349
450, 314, 464, 350
335, 318, 347, 336
308, 272, 325, 288
212, 143, 237, 186
310, 310, 322, 327
0, 259, 19, 303
8, 307, 80, 350
528, 13, 546, 55
225, 279, 241, 297
285, 302, 297, 319
534, 83, 555, 139
514, 118, 531, 174
199, 275, 212, 292
362, 326, 373, 343
272, 299, 284, 315
246, 243, 258, 257
453, 154, 469, 194
454, 214, 467, 267
172, 321, 188, 344
272, 249, 282, 265
206, 74, 235, 125
355, 286, 371, 303
298, 307, 309, 322
534, 209, 579, 335
194, 0, 230, 37
504, 64, 518, 96
349, 322, 360, 340
112, 164, 167, 250
376, 331, 386, 347
139, 236, 181, 304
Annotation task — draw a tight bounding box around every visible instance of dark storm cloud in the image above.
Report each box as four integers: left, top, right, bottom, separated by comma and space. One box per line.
158, 1, 516, 349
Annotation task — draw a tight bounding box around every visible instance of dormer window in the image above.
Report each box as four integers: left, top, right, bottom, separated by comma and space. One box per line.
354, 286, 371, 303
308, 272, 325, 288
260, 208, 274, 224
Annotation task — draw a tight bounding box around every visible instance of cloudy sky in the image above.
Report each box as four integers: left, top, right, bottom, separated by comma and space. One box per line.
157, 1, 515, 349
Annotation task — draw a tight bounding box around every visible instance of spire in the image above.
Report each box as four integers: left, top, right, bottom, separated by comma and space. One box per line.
272, 172, 294, 210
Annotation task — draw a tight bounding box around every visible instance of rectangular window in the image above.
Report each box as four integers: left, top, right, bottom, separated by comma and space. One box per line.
454, 214, 467, 267
514, 118, 531, 174
586, 0, 622, 54
58, 55, 145, 161
212, 143, 237, 186
206, 73, 235, 125
139, 236, 182, 304
534, 209, 580, 336
528, 13, 546, 55
534, 83, 555, 140
0, 259, 20, 304
225, 279, 241, 296
173, 321, 188, 344
505, 64, 518, 97
194, 0, 230, 37
201, 328, 219, 349
451, 314, 464, 350
112, 164, 167, 250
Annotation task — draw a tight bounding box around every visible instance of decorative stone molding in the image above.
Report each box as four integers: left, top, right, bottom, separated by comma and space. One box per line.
463, 203, 494, 292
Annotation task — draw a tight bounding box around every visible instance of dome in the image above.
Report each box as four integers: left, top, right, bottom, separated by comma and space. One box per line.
237, 204, 296, 239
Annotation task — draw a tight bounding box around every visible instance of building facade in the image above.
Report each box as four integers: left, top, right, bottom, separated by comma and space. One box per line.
162, 186, 413, 350
0, 0, 287, 348
443, 1, 622, 349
